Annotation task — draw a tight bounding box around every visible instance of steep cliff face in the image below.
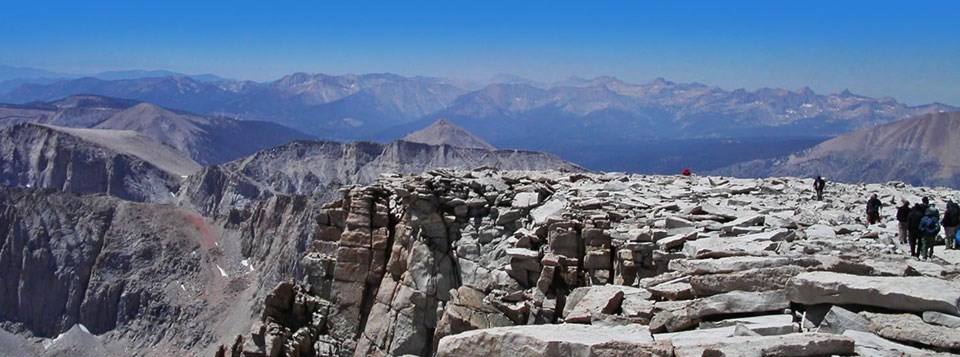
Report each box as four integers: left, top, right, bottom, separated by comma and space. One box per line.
0, 185, 335, 355
0, 187, 241, 352
178, 139, 583, 217
0, 123, 197, 203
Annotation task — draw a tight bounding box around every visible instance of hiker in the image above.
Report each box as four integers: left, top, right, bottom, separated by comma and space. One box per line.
866, 194, 882, 224
813, 176, 826, 201
920, 205, 941, 260
896, 200, 911, 244
681, 168, 691, 176
942, 200, 960, 250
907, 202, 926, 257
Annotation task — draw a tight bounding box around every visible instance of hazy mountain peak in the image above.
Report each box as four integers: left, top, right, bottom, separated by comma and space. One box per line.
838, 89, 857, 98
488, 73, 534, 84
401, 118, 496, 150
649, 77, 674, 86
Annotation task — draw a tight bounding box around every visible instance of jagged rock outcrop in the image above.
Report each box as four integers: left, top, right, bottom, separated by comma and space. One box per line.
177, 140, 583, 217
0, 123, 197, 202
222, 169, 960, 356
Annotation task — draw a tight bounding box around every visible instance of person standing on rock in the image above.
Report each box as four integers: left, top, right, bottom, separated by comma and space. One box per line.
866, 194, 882, 225
920, 205, 941, 260
907, 202, 926, 258
813, 176, 826, 201
896, 200, 911, 244
941, 200, 960, 250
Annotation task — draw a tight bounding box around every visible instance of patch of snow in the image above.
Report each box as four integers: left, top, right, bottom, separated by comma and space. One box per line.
78, 324, 90, 334
241, 259, 249, 267
170, 192, 176, 197
180, 284, 186, 291
217, 264, 228, 277
25, 184, 31, 188
214, 241, 219, 247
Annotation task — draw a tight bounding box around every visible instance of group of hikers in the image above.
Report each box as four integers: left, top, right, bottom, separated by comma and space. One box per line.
896, 197, 960, 260
814, 176, 959, 260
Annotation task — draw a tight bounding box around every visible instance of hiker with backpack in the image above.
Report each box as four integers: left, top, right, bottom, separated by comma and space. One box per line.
896, 200, 911, 244
907, 202, 927, 258
919, 205, 941, 260
866, 194, 882, 225
941, 200, 960, 250
813, 176, 826, 201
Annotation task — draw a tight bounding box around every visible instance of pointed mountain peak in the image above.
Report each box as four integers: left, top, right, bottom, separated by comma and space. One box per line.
649, 77, 674, 87
401, 119, 496, 150
839, 89, 856, 98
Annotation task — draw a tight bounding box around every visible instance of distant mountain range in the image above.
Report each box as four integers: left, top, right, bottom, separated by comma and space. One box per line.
0, 95, 314, 165
0, 64, 228, 82
3, 73, 952, 143
713, 111, 960, 188
0, 73, 472, 140
1, 71, 955, 173
0, 65, 229, 100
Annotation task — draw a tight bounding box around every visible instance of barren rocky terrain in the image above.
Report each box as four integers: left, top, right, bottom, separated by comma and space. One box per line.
216, 168, 960, 356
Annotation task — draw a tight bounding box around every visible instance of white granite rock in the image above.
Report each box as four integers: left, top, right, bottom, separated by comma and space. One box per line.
787, 272, 960, 315
672, 333, 855, 357
436, 324, 672, 357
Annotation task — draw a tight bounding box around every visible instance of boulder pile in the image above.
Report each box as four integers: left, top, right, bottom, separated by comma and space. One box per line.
220, 169, 960, 356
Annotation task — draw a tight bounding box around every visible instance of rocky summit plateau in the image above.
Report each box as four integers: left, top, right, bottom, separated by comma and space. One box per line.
199, 168, 960, 356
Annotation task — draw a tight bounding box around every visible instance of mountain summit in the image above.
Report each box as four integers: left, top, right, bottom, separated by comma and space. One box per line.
401, 119, 496, 150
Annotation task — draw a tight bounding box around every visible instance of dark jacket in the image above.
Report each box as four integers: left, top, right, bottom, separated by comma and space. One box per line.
942, 202, 960, 227
814, 178, 825, 191
866, 197, 882, 215
896, 204, 911, 222
907, 204, 926, 236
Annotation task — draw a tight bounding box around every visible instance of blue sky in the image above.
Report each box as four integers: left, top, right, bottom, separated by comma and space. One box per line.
1, 0, 958, 105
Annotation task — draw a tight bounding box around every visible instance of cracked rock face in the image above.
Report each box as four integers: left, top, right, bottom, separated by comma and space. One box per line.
220, 168, 960, 356
0, 187, 260, 354
0, 123, 193, 203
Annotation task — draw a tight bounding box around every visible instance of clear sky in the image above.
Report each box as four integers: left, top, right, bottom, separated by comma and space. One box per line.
2, 0, 958, 105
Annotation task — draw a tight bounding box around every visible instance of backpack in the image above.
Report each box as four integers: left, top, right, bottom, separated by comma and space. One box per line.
921, 216, 940, 235
955, 230, 960, 246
